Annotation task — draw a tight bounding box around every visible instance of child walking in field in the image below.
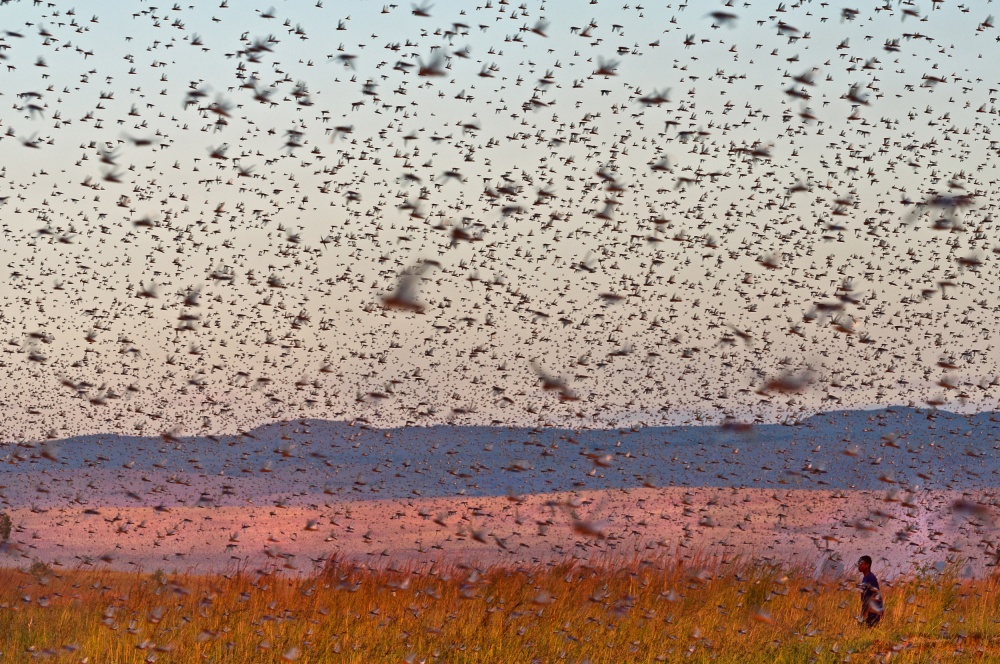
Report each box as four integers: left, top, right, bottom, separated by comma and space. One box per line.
857, 555, 883, 627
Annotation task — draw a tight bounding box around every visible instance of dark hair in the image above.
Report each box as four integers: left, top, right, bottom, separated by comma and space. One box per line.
858, 555, 872, 566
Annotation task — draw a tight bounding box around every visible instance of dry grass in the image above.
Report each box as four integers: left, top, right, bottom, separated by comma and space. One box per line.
2, 552, 999, 663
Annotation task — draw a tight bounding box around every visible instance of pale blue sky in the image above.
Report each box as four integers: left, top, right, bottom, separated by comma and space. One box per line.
0, 0, 998, 438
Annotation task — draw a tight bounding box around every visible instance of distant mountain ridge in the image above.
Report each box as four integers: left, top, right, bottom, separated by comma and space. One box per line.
3, 407, 998, 502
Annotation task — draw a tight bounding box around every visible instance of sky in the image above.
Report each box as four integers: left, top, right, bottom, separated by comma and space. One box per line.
1, 0, 999, 440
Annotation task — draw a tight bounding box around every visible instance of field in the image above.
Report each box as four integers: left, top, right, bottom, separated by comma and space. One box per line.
3, 553, 999, 663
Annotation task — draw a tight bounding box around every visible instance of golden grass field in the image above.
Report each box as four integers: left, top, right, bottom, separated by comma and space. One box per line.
2, 552, 999, 663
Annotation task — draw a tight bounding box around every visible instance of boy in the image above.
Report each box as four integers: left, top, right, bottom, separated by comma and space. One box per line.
857, 555, 883, 627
